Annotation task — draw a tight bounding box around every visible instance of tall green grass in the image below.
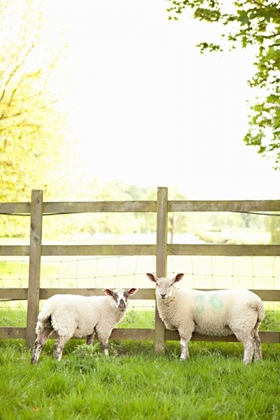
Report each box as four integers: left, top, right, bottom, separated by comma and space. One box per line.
0, 339, 280, 419
1, 308, 280, 419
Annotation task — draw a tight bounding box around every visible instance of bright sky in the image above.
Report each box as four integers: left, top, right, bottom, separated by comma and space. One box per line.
48, 0, 280, 199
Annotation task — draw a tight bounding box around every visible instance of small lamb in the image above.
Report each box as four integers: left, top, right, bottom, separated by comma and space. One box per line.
147, 273, 265, 364
31, 287, 138, 364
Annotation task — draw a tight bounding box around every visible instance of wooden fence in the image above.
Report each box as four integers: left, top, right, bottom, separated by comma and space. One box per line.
1, 188, 280, 352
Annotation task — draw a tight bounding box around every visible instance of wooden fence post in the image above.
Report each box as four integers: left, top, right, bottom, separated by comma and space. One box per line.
154, 187, 168, 354
26, 190, 43, 348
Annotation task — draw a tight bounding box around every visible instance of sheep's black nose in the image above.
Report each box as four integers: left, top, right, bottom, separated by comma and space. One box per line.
118, 299, 126, 309
160, 293, 166, 299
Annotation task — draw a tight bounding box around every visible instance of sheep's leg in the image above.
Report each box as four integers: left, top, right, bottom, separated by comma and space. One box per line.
102, 341, 109, 356
53, 336, 70, 361
178, 331, 192, 360
252, 324, 262, 361
96, 328, 111, 356
100, 335, 110, 356
243, 343, 254, 364
234, 331, 255, 364
86, 331, 96, 346
31, 327, 53, 364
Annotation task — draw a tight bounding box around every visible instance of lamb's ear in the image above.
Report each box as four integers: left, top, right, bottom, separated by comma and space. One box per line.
173, 273, 184, 283
103, 289, 113, 297
127, 288, 138, 295
146, 273, 157, 283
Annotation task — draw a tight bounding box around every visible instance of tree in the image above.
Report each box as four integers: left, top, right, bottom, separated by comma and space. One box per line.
166, 0, 280, 168
0, 0, 73, 203
0, 0, 80, 236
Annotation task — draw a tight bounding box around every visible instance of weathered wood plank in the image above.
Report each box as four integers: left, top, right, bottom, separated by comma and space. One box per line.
250, 290, 280, 301
1, 327, 279, 344
166, 330, 280, 343
41, 244, 157, 256
0, 289, 28, 299
0, 245, 30, 256
154, 187, 168, 354
168, 244, 280, 256
43, 201, 157, 214
1, 244, 280, 257
0, 244, 157, 256
0, 327, 26, 339
0, 288, 155, 301
26, 190, 43, 348
2, 199, 279, 216
110, 328, 154, 341
1, 288, 279, 301
169, 200, 280, 213
0, 203, 31, 214
38, 288, 155, 300
28, 328, 155, 341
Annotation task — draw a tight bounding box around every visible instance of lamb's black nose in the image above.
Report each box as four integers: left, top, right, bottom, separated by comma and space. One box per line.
118, 299, 126, 309
160, 293, 166, 299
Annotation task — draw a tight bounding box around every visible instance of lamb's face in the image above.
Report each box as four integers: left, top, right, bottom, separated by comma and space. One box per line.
146, 273, 185, 300
103, 288, 138, 311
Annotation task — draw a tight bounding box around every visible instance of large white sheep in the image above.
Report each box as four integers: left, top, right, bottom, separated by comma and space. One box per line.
147, 273, 265, 364
31, 287, 138, 364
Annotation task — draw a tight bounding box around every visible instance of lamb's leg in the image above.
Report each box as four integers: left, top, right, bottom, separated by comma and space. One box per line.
96, 328, 111, 356
53, 336, 70, 361
86, 331, 95, 346
31, 327, 53, 364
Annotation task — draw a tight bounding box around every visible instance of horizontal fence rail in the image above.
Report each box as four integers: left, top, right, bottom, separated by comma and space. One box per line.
1, 288, 280, 302
0, 188, 280, 353
1, 244, 280, 257
2, 199, 280, 214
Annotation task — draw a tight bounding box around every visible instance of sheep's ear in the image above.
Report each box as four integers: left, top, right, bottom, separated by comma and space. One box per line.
103, 289, 113, 297
146, 273, 157, 283
127, 288, 138, 295
173, 273, 184, 283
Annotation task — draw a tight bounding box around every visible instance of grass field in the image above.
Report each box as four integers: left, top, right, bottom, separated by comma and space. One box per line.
0, 311, 280, 419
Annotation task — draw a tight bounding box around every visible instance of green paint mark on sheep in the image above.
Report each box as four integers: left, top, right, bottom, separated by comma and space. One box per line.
195, 293, 224, 314
209, 293, 224, 311
195, 295, 205, 314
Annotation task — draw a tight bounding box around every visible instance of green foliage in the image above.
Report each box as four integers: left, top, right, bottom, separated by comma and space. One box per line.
0, 0, 77, 228
166, 0, 280, 168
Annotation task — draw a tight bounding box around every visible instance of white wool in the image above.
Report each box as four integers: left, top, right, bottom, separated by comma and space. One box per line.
36, 294, 125, 339
156, 288, 264, 337
147, 273, 265, 363
31, 287, 137, 363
